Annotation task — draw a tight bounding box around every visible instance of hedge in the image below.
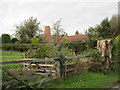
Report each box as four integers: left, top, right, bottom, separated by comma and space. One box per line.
2, 43, 37, 52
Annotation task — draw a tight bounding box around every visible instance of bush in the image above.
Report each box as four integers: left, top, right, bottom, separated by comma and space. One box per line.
31, 37, 39, 44
82, 48, 104, 72
25, 43, 76, 59
25, 43, 59, 58
113, 35, 120, 59
82, 48, 100, 60
11, 38, 19, 43
59, 41, 87, 54
1, 34, 11, 43
2, 44, 35, 52
111, 35, 120, 73
59, 47, 75, 57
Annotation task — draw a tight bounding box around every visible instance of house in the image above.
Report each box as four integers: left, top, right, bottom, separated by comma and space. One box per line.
42, 26, 88, 43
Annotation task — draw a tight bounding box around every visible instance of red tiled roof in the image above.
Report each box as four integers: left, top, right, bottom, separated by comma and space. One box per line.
42, 34, 88, 42
62, 35, 88, 42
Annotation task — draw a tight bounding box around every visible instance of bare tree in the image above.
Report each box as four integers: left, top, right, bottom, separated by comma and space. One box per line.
52, 19, 67, 43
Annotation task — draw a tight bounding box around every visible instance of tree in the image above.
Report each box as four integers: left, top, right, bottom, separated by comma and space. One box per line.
14, 17, 41, 43
109, 15, 120, 38
11, 38, 19, 43
86, 15, 120, 40
75, 30, 79, 35
86, 18, 111, 40
52, 19, 68, 43
1, 34, 11, 43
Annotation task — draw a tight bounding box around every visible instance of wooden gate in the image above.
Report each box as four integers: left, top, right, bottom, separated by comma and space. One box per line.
1, 58, 60, 88
1, 56, 90, 88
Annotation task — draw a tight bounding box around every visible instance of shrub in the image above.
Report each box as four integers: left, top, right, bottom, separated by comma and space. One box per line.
31, 37, 39, 44
2, 44, 34, 52
1, 34, 11, 43
59, 41, 87, 54
25, 43, 76, 59
25, 43, 59, 58
82, 48, 100, 60
111, 35, 120, 73
113, 35, 120, 59
59, 47, 75, 57
11, 38, 19, 43
82, 48, 104, 72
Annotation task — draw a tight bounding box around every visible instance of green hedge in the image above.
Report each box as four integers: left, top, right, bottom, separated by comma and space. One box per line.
2, 43, 37, 52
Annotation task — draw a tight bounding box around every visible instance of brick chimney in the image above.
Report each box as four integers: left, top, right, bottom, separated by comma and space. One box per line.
44, 26, 51, 36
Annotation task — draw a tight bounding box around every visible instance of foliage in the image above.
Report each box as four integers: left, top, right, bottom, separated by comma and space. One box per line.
52, 19, 68, 43
113, 35, 120, 60
109, 15, 120, 37
14, 17, 42, 43
59, 41, 87, 55
75, 30, 79, 35
111, 62, 120, 73
25, 43, 76, 58
2, 44, 33, 52
55, 53, 67, 78
82, 48, 100, 60
59, 47, 75, 57
25, 43, 59, 58
31, 37, 39, 44
112, 35, 120, 73
1, 34, 11, 43
82, 48, 103, 72
11, 38, 19, 43
86, 15, 120, 40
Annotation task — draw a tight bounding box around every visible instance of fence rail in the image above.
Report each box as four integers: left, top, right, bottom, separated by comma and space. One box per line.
1, 55, 90, 88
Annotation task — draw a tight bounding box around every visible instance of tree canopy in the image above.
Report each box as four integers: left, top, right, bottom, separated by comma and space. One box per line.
1, 34, 11, 43
75, 30, 80, 35
52, 19, 68, 43
14, 17, 42, 43
86, 15, 120, 40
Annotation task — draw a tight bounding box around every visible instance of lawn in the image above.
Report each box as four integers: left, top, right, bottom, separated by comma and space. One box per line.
50, 72, 118, 88
1, 50, 24, 62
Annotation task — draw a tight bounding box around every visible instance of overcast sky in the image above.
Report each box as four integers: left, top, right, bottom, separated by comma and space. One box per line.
0, 0, 118, 37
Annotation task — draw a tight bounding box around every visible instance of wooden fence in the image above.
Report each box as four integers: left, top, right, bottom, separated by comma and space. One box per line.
0, 56, 90, 88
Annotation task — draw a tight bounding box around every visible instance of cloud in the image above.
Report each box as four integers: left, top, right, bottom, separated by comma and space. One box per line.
0, 1, 118, 36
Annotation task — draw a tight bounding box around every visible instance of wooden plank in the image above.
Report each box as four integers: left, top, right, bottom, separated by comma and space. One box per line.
22, 75, 44, 81
3, 80, 17, 86
0, 66, 33, 88
29, 61, 59, 87
0, 56, 90, 65
37, 64, 54, 67
66, 63, 76, 66
0, 59, 55, 65
18, 77, 59, 88
66, 69, 74, 72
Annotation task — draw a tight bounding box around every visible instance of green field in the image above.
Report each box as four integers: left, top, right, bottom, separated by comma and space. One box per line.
50, 72, 118, 88
2, 50, 24, 62
1, 50, 119, 88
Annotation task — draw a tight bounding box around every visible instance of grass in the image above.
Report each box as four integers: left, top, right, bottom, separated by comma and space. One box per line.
1, 50, 24, 62
50, 72, 118, 88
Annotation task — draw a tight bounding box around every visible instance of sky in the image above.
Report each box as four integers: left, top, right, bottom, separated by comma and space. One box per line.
0, 0, 118, 37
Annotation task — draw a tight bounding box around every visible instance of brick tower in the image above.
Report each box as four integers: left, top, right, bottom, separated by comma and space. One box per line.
44, 26, 51, 36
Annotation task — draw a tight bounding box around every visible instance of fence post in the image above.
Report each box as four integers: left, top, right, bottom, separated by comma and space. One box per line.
65, 60, 67, 76
74, 57, 80, 74
55, 59, 60, 78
